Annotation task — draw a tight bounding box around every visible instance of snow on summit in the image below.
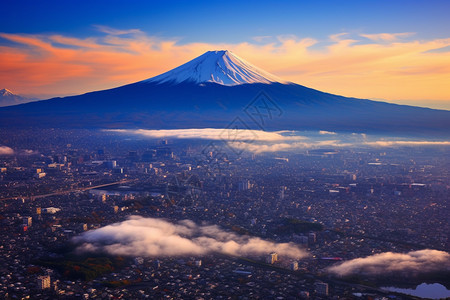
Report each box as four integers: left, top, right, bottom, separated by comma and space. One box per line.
0, 88, 30, 107
0, 89, 14, 96
144, 50, 287, 86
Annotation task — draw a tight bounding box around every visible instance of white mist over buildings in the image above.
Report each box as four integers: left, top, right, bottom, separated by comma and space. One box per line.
73, 216, 308, 259
327, 249, 450, 277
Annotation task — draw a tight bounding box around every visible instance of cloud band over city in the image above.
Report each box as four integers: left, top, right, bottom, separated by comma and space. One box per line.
73, 216, 308, 259
109, 129, 450, 153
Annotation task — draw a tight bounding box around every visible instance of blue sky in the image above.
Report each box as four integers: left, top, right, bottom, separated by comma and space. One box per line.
2, 0, 449, 43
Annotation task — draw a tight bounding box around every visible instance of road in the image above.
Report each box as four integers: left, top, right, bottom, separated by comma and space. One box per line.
0, 179, 135, 201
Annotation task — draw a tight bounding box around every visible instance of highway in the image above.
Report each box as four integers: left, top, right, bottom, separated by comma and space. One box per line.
0, 179, 135, 201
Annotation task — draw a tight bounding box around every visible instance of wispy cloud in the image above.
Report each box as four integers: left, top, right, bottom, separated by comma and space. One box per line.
0, 146, 14, 155
319, 130, 337, 135
366, 140, 450, 147
228, 140, 350, 154
93, 25, 143, 36
252, 36, 273, 43
73, 216, 308, 258
327, 249, 450, 277
0, 27, 449, 106
109, 128, 306, 142
233, 139, 450, 153
20, 149, 38, 155
360, 32, 415, 42
109, 129, 450, 153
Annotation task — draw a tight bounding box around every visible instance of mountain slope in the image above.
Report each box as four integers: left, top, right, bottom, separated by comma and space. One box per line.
0, 51, 449, 137
0, 89, 30, 107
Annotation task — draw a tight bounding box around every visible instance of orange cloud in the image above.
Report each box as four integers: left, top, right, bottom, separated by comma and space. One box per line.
0, 28, 449, 109
360, 32, 415, 42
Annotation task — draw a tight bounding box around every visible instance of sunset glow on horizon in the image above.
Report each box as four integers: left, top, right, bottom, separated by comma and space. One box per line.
1, 0, 450, 109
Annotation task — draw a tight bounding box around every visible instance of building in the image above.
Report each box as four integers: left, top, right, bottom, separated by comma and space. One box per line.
279, 186, 286, 200
299, 291, 309, 298
134, 257, 144, 265
113, 167, 124, 174
34, 172, 46, 178
104, 160, 117, 169
238, 180, 252, 191
290, 261, 298, 271
43, 207, 61, 214
37, 275, 51, 290
23, 216, 32, 227
154, 260, 161, 268
293, 234, 309, 246
308, 232, 316, 244
266, 252, 278, 264
51, 280, 59, 292
315, 282, 328, 296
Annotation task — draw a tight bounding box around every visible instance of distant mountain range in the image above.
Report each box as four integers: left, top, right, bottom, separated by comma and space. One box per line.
0, 88, 32, 107
0, 50, 449, 137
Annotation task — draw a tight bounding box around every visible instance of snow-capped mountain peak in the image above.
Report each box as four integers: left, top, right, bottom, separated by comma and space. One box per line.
143, 50, 287, 86
0, 88, 31, 107
0, 88, 14, 97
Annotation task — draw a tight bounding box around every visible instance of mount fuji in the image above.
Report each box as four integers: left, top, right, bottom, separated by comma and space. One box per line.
0, 50, 449, 136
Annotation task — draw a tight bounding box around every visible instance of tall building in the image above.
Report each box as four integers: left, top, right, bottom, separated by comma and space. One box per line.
37, 275, 51, 290
134, 257, 144, 265
154, 260, 161, 268
104, 160, 117, 169
156, 147, 173, 158
238, 180, 251, 191
266, 252, 278, 264
142, 150, 156, 162
52, 279, 59, 292
293, 234, 309, 246
315, 282, 328, 296
23, 216, 32, 227
128, 151, 138, 161
308, 232, 316, 244
97, 149, 105, 159
279, 186, 286, 200
299, 291, 309, 298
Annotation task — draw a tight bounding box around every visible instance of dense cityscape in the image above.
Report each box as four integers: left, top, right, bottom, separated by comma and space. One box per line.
1, 129, 448, 299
